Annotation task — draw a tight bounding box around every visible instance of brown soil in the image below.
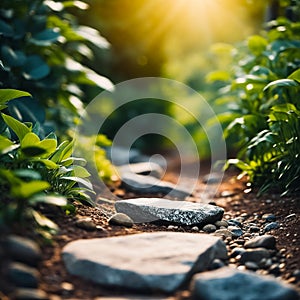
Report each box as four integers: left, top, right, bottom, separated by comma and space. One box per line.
2, 161, 300, 299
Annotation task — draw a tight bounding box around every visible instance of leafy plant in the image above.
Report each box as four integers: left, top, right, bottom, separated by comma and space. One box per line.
0, 0, 113, 135
0, 89, 95, 238
208, 10, 300, 195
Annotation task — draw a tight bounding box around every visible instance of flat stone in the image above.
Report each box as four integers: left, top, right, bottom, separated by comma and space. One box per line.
108, 213, 134, 227
6, 235, 41, 266
8, 262, 39, 288
239, 248, 270, 264
121, 173, 191, 199
118, 162, 164, 179
62, 232, 227, 293
115, 198, 224, 225
190, 267, 299, 300
244, 235, 276, 250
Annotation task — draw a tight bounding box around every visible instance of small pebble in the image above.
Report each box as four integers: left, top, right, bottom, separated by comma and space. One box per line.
239, 248, 270, 264
210, 258, 225, 270
230, 247, 246, 258
214, 220, 228, 228
244, 235, 276, 250
214, 229, 232, 239
75, 218, 97, 231
264, 222, 279, 232
191, 226, 199, 232
202, 224, 217, 233
8, 262, 39, 288
245, 261, 259, 271
168, 225, 177, 230
108, 213, 134, 227
228, 226, 243, 238
262, 214, 276, 223
13, 288, 48, 300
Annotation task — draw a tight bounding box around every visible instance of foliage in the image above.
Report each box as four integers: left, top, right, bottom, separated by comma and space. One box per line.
208, 12, 300, 195
0, 0, 113, 135
0, 89, 95, 238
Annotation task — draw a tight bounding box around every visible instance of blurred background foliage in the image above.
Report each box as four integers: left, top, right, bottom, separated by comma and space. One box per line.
1, 0, 299, 199
77, 0, 268, 151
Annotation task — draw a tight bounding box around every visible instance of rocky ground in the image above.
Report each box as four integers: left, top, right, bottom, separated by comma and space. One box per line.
0, 152, 299, 300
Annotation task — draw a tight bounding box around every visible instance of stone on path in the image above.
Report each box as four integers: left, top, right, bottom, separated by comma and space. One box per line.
105, 146, 141, 166
115, 198, 224, 225
118, 162, 165, 179
108, 212, 134, 227
244, 235, 276, 249
190, 267, 299, 300
121, 172, 191, 199
62, 232, 227, 293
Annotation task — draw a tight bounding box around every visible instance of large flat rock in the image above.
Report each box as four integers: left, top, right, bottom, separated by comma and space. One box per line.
190, 267, 299, 300
121, 172, 191, 199
115, 198, 224, 225
62, 232, 227, 293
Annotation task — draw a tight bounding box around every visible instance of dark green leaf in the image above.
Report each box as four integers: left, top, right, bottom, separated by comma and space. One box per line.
30, 28, 60, 46
0, 19, 13, 37
1, 46, 26, 68
22, 55, 50, 80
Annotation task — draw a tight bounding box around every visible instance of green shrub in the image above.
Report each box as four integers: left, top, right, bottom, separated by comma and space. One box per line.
208, 14, 300, 196
0, 0, 113, 135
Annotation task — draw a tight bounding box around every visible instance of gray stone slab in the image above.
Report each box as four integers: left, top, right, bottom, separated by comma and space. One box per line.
121, 173, 191, 199
63, 232, 227, 293
106, 146, 141, 166
190, 267, 299, 300
115, 198, 224, 225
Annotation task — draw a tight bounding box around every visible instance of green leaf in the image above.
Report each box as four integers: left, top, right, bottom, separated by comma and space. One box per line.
30, 28, 60, 46
32, 158, 59, 169
60, 176, 93, 190
29, 195, 67, 206
74, 25, 109, 49
247, 35, 268, 56
1, 46, 26, 68
31, 210, 59, 231
206, 70, 231, 82
21, 132, 57, 157
11, 181, 50, 198
70, 165, 90, 178
22, 55, 50, 80
63, 1, 89, 9
1, 113, 31, 141
0, 135, 17, 154
288, 68, 300, 82
13, 169, 41, 180
263, 79, 300, 91
0, 89, 31, 105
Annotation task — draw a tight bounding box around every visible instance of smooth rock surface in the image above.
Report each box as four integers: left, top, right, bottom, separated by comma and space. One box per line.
239, 248, 270, 264
108, 213, 134, 227
8, 262, 39, 288
190, 267, 299, 300
121, 173, 191, 199
244, 235, 276, 249
118, 162, 165, 179
115, 198, 224, 225
264, 222, 280, 232
6, 235, 41, 266
62, 232, 227, 293
75, 218, 97, 231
